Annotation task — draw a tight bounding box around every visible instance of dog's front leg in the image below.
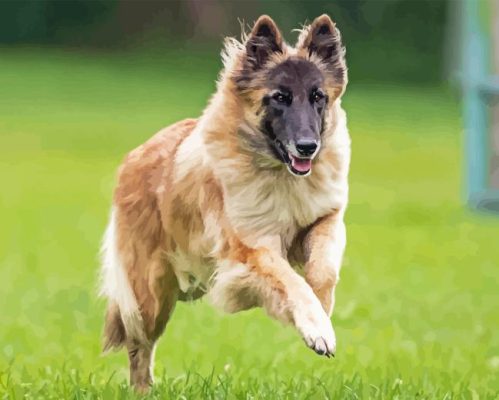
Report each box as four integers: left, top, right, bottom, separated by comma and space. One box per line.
303, 212, 346, 316
210, 239, 336, 357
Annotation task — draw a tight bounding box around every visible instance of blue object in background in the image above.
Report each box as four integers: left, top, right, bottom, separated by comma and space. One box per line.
462, 0, 499, 212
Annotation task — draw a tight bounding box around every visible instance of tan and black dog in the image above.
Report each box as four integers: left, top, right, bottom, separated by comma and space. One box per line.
100, 14, 350, 392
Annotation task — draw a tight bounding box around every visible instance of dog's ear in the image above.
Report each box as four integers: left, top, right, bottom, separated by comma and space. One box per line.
296, 14, 346, 88
297, 14, 344, 65
245, 15, 283, 69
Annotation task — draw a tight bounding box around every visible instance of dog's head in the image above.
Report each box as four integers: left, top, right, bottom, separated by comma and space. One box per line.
226, 15, 347, 177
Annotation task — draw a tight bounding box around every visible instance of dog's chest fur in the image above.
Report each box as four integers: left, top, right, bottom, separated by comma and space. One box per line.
223, 163, 347, 250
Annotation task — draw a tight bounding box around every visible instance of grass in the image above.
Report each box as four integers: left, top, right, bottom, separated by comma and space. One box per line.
0, 47, 498, 399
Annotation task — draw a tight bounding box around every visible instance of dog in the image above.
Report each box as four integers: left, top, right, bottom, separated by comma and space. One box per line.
100, 14, 350, 392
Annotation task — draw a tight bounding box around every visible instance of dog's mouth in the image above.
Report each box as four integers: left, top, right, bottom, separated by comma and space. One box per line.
273, 140, 313, 177
289, 154, 312, 175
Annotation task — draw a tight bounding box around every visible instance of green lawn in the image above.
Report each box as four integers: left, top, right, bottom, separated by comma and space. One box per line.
0, 48, 498, 399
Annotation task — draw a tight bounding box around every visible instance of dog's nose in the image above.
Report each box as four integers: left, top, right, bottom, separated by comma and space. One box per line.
295, 140, 318, 157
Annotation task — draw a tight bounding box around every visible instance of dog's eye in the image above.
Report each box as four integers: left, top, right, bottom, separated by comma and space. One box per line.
311, 90, 324, 103
272, 92, 288, 104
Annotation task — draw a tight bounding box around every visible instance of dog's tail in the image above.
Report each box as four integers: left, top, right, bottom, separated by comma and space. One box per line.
99, 208, 147, 352
103, 302, 126, 351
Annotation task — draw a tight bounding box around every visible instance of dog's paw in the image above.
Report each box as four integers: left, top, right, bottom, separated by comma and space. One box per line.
302, 324, 336, 357
305, 335, 335, 357
294, 305, 336, 358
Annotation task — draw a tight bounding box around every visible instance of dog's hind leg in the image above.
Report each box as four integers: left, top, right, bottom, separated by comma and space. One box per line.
126, 339, 155, 393
102, 301, 156, 393
124, 251, 179, 393
100, 209, 179, 392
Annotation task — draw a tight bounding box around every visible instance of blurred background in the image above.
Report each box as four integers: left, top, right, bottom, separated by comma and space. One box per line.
0, 1, 498, 398
0, 0, 452, 82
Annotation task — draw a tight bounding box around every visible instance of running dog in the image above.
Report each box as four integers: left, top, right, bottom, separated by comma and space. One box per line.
100, 14, 350, 391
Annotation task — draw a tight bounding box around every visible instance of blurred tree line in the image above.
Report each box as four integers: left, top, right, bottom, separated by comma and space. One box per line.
0, 0, 450, 83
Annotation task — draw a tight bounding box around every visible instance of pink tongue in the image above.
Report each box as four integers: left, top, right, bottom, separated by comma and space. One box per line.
291, 156, 312, 172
